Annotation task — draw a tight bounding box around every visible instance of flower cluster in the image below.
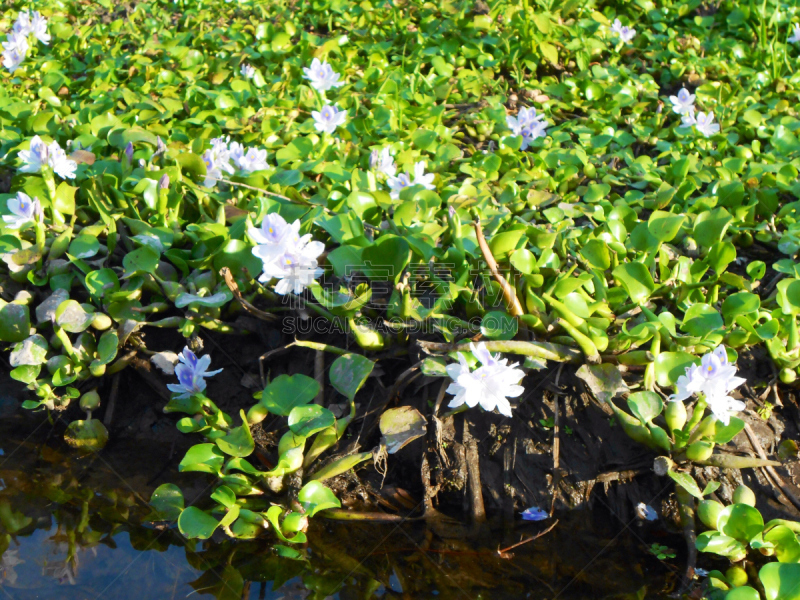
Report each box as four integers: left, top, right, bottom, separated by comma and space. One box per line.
445, 342, 525, 417
167, 347, 223, 398
249, 213, 325, 295
610, 19, 636, 44
3, 10, 49, 73
370, 147, 397, 179
18, 136, 77, 180
669, 345, 746, 425
670, 87, 720, 138
311, 104, 347, 135
201, 137, 269, 188
3, 192, 42, 230
506, 106, 548, 151
240, 63, 256, 79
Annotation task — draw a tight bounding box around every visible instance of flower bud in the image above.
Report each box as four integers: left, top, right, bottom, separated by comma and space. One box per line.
732, 484, 756, 506
125, 142, 134, 161
665, 400, 687, 433
159, 174, 170, 189
697, 499, 724, 529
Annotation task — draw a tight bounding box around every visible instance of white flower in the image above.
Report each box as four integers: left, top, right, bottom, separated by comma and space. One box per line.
2, 30, 28, 73
694, 111, 720, 137
669, 88, 695, 115
202, 137, 234, 187
3, 192, 42, 230
610, 18, 636, 43
48, 142, 77, 179
240, 63, 256, 79
17, 136, 77, 179
166, 347, 223, 398
370, 147, 397, 179
679, 108, 697, 128
249, 213, 325, 295
311, 104, 347, 135
445, 342, 525, 417
2, 44, 26, 73
231, 144, 269, 173
387, 172, 413, 199
302, 58, 345, 93
413, 161, 435, 190
789, 23, 800, 44
668, 345, 746, 425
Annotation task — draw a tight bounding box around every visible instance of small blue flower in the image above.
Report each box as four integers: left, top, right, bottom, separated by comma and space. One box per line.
166, 347, 223, 398
520, 506, 549, 521
635, 502, 658, 521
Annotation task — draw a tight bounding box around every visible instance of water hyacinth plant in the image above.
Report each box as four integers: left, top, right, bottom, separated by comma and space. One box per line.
1, 0, 800, 584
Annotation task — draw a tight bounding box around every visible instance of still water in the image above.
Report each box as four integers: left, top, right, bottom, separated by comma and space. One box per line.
0, 411, 679, 599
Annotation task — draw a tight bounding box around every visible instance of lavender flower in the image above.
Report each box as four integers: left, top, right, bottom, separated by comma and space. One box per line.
387, 161, 435, 199
166, 347, 223, 398
521, 507, 549, 521
790, 23, 800, 44
610, 19, 636, 44
370, 147, 397, 179
17, 136, 77, 179
506, 106, 548, 150
2, 31, 28, 73
230, 142, 268, 172
201, 136, 234, 188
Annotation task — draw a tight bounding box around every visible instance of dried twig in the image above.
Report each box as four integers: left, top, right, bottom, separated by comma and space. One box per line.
744, 423, 800, 512
473, 218, 524, 317
550, 364, 564, 516
497, 519, 559, 557
220, 267, 277, 322
463, 419, 486, 526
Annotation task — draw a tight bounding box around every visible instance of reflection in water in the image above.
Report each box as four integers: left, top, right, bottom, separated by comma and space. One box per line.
0, 413, 680, 599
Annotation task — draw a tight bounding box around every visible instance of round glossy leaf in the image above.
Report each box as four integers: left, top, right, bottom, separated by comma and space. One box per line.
694, 207, 733, 248
55, 300, 94, 333
0, 303, 30, 343
717, 504, 764, 543
379, 406, 428, 454
695, 530, 747, 559
760, 563, 800, 600
480, 311, 518, 340
722, 292, 760, 320
215, 411, 255, 458
122, 245, 160, 275
85, 269, 120, 298
725, 587, 760, 600
626, 391, 663, 424
612, 263, 655, 304
647, 211, 685, 243
261, 374, 320, 416
68, 234, 100, 259
580, 239, 611, 269
330, 353, 374, 400
298, 480, 342, 518
361, 235, 410, 284
179, 443, 225, 474
764, 525, 800, 563
682, 304, 724, 336
149, 483, 185, 521
288, 405, 336, 438
510, 248, 537, 274
9, 334, 48, 367
64, 419, 109, 452
654, 352, 698, 387
178, 506, 219, 540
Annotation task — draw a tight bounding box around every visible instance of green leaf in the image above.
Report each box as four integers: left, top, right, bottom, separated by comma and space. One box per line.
764, 525, 800, 563
411, 128, 437, 151
725, 587, 760, 600
716, 504, 764, 543
361, 235, 410, 284
693, 207, 733, 248
760, 563, 800, 600
149, 483, 185, 521
122, 246, 160, 275
179, 444, 225, 474
711, 417, 745, 444
9, 334, 48, 366
695, 530, 747, 559
54, 182, 77, 215
575, 363, 629, 404
480, 311, 518, 340
330, 353, 374, 400
64, 419, 109, 452
539, 41, 558, 65
178, 506, 219, 539
655, 352, 698, 387
626, 391, 663, 425
668, 470, 705, 499
310, 452, 372, 481
647, 211, 685, 243
612, 262, 656, 304
707, 241, 736, 274
68, 234, 100, 259
215, 411, 255, 458
54, 300, 94, 333
261, 374, 320, 416
288, 405, 335, 437
682, 304, 723, 337
580, 239, 611, 269
0, 302, 31, 343
210, 485, 237, 509
721, 292, 760, 320
379, 406, 428, 454
298, 481, 342, 517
